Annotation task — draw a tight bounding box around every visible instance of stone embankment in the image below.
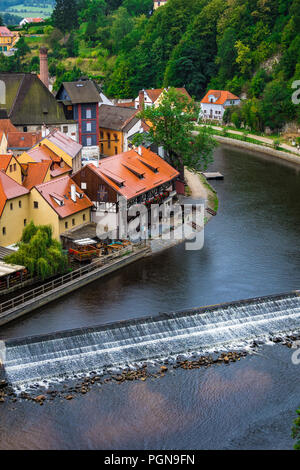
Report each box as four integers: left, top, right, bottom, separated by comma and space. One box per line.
214, 135, 300, 165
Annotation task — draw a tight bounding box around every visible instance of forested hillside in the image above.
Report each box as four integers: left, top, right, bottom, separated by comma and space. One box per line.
1, 0, 300, 131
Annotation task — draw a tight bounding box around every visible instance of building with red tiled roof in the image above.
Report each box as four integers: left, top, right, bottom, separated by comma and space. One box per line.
134, 87, 192, 110
21, 161, 51, 190
30, 176, 93, 239
20, 18, 44, 26
73, 146, 179, 206
6, 131, 41, 156
0, 154, 23, 185
0, 27, 19, 52
200, 90, 241, 121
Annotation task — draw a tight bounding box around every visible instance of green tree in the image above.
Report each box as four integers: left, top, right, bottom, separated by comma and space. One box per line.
260, 80, 296, 131
4, 222, 68, 280
15, 37, 30, 59
133, 88, 217, 173
111, 7, 134, 53
292, 408, 300, 450
52, 0, 79, 34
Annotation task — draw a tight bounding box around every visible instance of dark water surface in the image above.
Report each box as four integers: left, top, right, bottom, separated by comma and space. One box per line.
0, 145, 300, 449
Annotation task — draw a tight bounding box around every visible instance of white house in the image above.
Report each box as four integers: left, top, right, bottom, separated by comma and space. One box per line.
200, 90, 240, 122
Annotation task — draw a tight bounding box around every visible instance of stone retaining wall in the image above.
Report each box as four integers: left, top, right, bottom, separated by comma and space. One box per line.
214, 136, 300, 165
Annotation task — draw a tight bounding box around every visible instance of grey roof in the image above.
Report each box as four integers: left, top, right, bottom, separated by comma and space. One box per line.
0, 246, 15, 260
99, 105, 137, 131
0, 73, 73, 126
60, 80, 100, 104
60, 222, 98, 241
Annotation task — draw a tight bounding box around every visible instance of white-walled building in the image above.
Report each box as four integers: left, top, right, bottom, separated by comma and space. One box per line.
200, 90, 240, 121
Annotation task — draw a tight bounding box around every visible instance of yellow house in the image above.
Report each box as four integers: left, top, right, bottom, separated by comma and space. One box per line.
99, 105, 137, 157
0, 170, 29, 246
19, 129, 82, 173
29, 176, 93, 240
0, 26, 18, 52
0, 154, 23, 184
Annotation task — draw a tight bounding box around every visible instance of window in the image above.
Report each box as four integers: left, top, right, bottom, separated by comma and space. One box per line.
115, 147, 118, 155
9, 164, 13, 172
10, 202, 13, 210
34, 201, 38, 209
100, 131, 104, 139
13, 163, 16, 171
87, 137, 92, 146
86, 108, 92, 119
19, 200, 22, 208
72, 218, 75, 226
86, 122, 92, 132
2, 227, 6, 236
63, 126, 68, 133
81, 182, 87, 190
24, 219, 27, 226
113, 134, 118, 142
65, 221, 68, 229
100, 143, 104, 154
107, 132, 111, 149
23, 126, 27, 132
83, 214, 86, 221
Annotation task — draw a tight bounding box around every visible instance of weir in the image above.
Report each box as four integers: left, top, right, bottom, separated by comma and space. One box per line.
2, 290, 300, 386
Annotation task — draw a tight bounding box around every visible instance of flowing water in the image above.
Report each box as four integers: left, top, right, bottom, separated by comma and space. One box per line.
3, 292, 300, 386
0, 145, 300, 449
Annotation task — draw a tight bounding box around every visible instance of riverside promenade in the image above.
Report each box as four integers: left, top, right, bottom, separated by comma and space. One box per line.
0, 245, 150, 327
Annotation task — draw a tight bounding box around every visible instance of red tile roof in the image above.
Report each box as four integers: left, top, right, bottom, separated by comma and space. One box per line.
0, 27, 14, 37
0, 154, 13, 171
145, 89, 164, 103
84, 147, 179, 201
24, 145, 61, 163
7, 131, 41, 150
21, 161, 51, 190
35, 176, 93, 219
0, 119, 18, 135
50, 162, 72, 178
143, 88, 192, 103
44, 129, 82, 159
0, 170, 29, 216
201, 90, 240, 105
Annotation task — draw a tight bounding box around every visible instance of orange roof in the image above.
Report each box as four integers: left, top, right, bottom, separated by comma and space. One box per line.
50, 162, 72, 178
83, 147, 179, 201
25, 145, 61, 163
0, 170, 29, 216
35, 176, 93, 219
144, 89, 164, 103
201, 90, 240, 105
0, 119, 18, 135
22, 161, 51, 190
117, 101, 135, 108
7, 132, 41, 150
143, 88, 192, 103
0, 154, 13, 171
0, 27, 14, 37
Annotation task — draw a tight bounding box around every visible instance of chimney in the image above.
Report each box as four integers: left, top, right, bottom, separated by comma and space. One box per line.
138, 145, 142, 156
39, 47, 49, 89
70, 184, 77, 202
139, 90, 144, 110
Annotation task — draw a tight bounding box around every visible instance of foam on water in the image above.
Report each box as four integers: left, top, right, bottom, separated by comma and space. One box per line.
2, 291, 300, 387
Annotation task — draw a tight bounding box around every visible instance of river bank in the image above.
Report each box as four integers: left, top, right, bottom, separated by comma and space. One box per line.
0, 144, 300, 449
213, 135, 300, 165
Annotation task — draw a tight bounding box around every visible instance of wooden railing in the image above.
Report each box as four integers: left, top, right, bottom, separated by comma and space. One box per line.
0, 245, 135, 316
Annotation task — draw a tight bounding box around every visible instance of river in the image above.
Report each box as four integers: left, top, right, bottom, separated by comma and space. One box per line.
0, 144, 300, 449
